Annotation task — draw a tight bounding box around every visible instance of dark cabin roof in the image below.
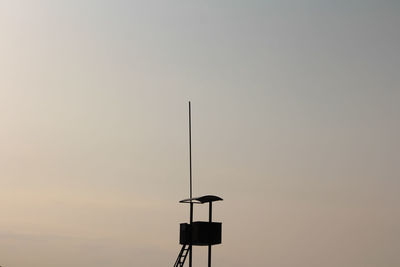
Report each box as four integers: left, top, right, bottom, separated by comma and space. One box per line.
180, 195, 223, 204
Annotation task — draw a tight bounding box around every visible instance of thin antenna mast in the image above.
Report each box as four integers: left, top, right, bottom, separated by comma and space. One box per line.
189, 101, 192, 199
188, 101, 193, 267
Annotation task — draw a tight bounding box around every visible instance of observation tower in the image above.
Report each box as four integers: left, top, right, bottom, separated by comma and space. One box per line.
173, 102, 223, 267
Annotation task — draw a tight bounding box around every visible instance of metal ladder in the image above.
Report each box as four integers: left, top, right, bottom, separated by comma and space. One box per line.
173, 244, 190, 267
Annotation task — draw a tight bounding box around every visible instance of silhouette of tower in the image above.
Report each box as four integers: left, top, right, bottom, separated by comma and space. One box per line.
173, 102, 223, 267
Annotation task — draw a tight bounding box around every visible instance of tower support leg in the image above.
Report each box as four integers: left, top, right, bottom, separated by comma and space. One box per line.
189, 202, 193, 267
208, 245, 211, 267
208, 202, 212, 267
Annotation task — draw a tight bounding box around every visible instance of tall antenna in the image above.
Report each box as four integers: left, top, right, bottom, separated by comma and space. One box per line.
189, 101, 192, 199
188, 101, 193, 267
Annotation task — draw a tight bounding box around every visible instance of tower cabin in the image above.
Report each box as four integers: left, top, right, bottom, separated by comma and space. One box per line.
174, 195, 223, 267
179, 195, 222, 246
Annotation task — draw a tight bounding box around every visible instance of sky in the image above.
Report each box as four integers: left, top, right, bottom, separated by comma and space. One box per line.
0, 1, 399, 266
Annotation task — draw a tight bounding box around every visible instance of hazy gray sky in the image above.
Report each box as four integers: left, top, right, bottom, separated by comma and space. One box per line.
1, 1, 399, 266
